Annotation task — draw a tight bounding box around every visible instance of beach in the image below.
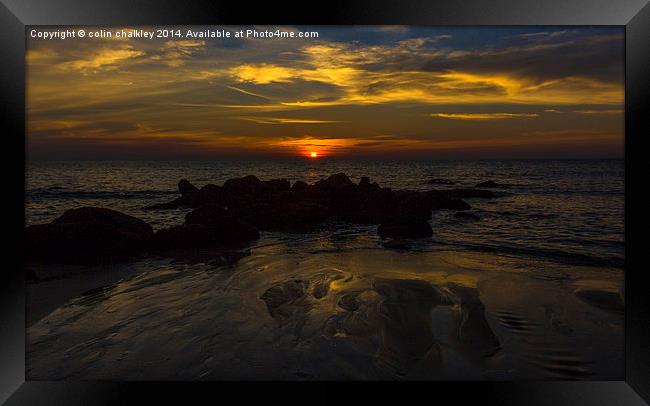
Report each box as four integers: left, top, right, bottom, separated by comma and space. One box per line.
25, 159, 624, 380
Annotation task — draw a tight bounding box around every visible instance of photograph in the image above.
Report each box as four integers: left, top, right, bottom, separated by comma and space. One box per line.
24, 25, 625, 381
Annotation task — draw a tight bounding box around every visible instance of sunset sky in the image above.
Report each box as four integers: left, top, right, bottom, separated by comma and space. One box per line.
27, 26, 624, 160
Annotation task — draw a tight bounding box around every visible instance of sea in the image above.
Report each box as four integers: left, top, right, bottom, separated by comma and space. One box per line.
26, 159, 625, 270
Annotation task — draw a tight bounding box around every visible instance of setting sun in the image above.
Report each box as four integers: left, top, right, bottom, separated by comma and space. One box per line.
310, 152, 318, 158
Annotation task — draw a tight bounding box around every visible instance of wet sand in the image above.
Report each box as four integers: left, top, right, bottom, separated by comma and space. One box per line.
26, 261, 157, 327
26, 234, 624, 380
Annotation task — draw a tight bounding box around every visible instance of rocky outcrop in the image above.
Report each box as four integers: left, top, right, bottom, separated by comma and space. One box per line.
144, 179, 201, 209
315, 172, 356, 192
574, 289, 624, 313
144, 173, 475, 239
153, 208, 259, 252
237, 200, 332, 232
261, 279, 309, 318
426, 178, 455, 185
378, 217, 433, 238
26, 207, 153, 265
446, 284, 501, 359
26, 173, 500, 263
474, 180, 506, 188
178, 179, 199, 196
263, 178, 292, 195
195, 184, 226, 207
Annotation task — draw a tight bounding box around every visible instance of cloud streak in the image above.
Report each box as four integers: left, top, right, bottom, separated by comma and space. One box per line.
238, 117, 343, 124
429, 113, 539, 120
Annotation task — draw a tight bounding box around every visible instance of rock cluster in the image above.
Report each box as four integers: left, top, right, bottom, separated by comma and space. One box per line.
25, 207, 153, 265
147, 173, 476, 238
27, 173, 497, 264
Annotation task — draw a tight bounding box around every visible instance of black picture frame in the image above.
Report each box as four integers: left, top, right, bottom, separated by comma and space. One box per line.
1, 0, 648, 404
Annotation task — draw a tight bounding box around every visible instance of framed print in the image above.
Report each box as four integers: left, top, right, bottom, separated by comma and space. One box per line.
1, 0, 649, 404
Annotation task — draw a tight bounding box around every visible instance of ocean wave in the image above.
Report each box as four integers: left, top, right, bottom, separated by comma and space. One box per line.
438, 241, 623, 268
27, 189, 178, 200
529, 189, 623, 197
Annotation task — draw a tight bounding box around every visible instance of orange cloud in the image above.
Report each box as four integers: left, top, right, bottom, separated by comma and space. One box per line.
430, 113, 539, 120
62, 47, 145, 72
238, 117, 342, 124
229, 64, 296, 84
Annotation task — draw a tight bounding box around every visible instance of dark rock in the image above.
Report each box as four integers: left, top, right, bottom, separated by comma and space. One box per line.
474, 180, 504, 188
426, 178, 455, 185
312, 271, 345, 299
315, 173, 355, 192
339, 293, 360, 311
26, 207, 153, 265
222, 176, 290, 196
393, 190, 435, 220
291, 180, 309, 193
290, 181, 314, 200
51, 207, 152, 233
148, 173, 482, 240
147, 177, 290, 211
338, 187, 393, 223
278, 201, 332, 230
195, 184, 226, 207
238, 200, 331, 232
223, 175, 263, 196
574, 289, 624, 313
184, 205, 230, 226
454, 212, 480, 221
178, 179, 199, 196
450, 200, 471, 211
262, 178, 291, 194
378, 217, 433, 238
372, 278, 446, 375
177, 179, 200, 206
220, 175, 270, 208
426, 190, 471, 211
153, 213, 259, 251
443, 188, 494, 199
193, 199, 328, 234
261, 279, 309, 317
447, 284, 501, 358
374, 278, 443, 304
345, 188, 433, 224
357, 177, 381, 193
343, 187, 438, 224
359, 177, 371, 187
380, 238, 412, 250
144, 179, 200, 210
